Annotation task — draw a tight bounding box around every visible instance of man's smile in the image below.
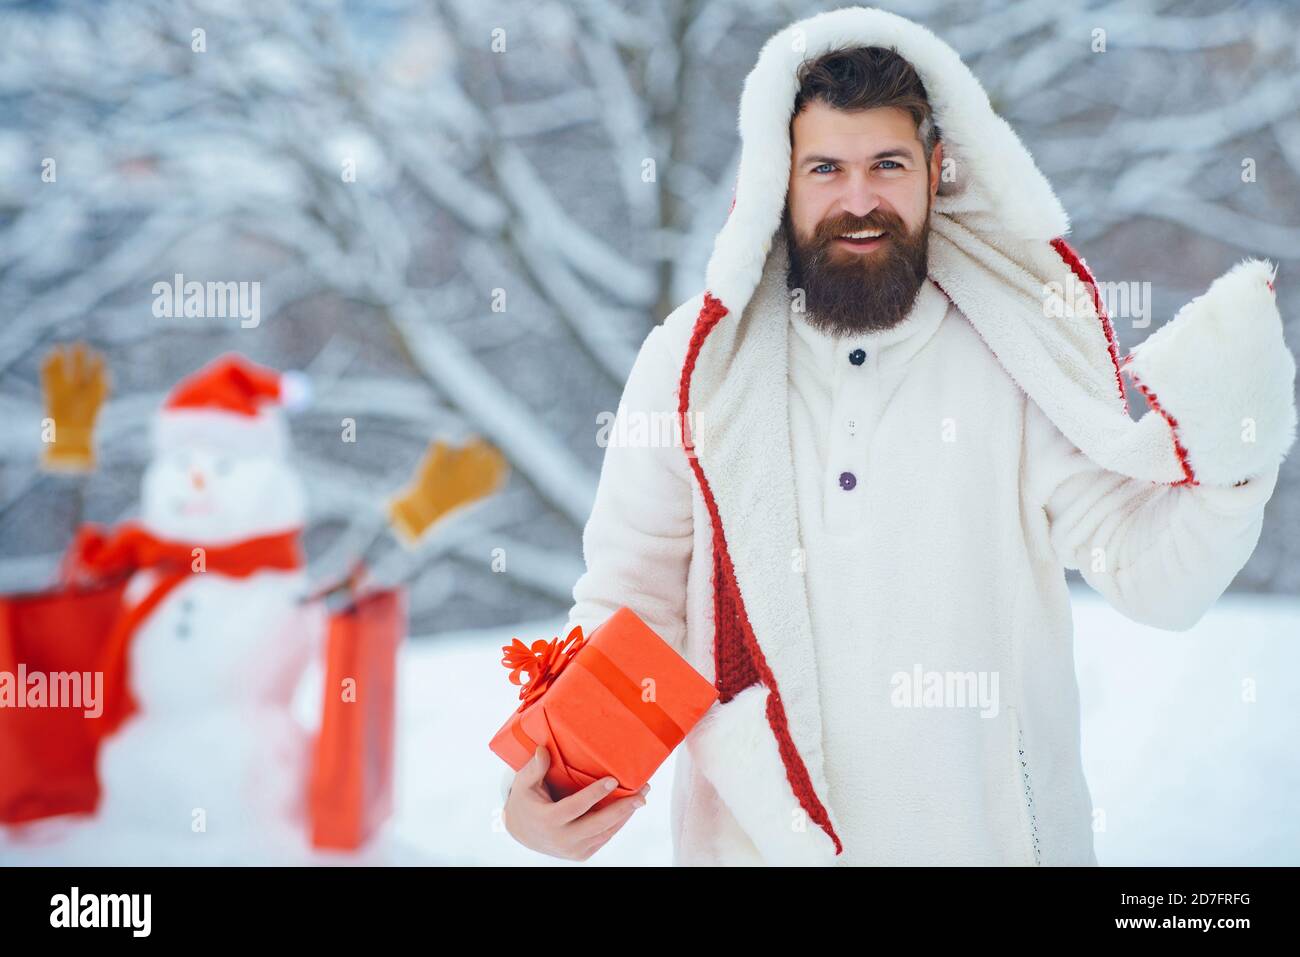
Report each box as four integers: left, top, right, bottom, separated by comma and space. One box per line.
836, 229, 889, 252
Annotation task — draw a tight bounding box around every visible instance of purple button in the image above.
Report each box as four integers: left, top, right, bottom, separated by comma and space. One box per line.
838, 471, 857, 491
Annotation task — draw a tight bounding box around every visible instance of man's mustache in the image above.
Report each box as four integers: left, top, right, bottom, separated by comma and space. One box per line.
813, 211, 908, 244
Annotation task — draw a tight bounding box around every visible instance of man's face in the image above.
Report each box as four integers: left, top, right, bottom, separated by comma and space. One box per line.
784, 101, 943, 336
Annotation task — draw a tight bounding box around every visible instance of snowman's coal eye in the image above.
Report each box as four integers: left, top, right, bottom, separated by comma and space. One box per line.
214, 457, 232, 475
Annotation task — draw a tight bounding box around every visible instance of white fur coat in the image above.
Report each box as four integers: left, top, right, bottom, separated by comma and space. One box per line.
553, 6, 1295, 866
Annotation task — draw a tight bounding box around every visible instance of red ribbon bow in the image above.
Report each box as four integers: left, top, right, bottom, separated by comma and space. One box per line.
500, 625, 586, 710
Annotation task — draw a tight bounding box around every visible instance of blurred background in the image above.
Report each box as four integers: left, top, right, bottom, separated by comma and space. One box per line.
0, 0, 1297, 865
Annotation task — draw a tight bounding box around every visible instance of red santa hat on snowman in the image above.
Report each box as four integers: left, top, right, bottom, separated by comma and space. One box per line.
153, 353, 311, 457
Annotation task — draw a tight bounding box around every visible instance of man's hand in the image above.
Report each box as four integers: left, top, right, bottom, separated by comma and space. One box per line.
503, 746, 649, 861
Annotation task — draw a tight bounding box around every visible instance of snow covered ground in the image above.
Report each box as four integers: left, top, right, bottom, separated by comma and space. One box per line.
1074, 590, 1300, 866
3, 587, 1297, 866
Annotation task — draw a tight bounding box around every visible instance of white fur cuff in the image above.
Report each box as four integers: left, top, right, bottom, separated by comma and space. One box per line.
1124, 259, 1298, 486
686, 683, 840, 866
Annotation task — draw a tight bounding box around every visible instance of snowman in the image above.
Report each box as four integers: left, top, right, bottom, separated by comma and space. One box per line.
78, 354, 325, 862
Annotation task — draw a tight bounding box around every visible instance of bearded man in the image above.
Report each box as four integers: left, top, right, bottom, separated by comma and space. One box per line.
502, 8, 1297, 866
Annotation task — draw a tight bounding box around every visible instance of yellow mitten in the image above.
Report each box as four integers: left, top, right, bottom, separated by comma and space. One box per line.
40, 342, 109, 472
387, 436, 508, 545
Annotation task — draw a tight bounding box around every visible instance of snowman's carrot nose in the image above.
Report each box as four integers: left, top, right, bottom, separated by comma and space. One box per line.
190, 469, 206, 491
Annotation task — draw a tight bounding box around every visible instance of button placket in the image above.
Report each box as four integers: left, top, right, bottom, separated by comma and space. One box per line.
823, 341, 875, 532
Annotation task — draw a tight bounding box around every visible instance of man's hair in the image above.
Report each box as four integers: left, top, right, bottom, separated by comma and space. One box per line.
791, 46, 941, 162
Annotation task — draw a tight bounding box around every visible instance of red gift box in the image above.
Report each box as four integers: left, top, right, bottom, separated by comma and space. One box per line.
490, 607, 718, 811
308, 587, 404, 850
0, 580, 129, 825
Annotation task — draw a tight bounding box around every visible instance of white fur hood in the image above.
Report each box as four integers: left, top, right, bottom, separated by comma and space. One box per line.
700, 5, 1295, 490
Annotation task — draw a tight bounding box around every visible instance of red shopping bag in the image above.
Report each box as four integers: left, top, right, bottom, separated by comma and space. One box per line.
308, 588, 405, 850
0, 580, 128, 825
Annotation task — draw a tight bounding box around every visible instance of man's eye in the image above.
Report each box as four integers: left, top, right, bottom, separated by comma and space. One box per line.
812, 163, 836, 174
878, 160, 903, 170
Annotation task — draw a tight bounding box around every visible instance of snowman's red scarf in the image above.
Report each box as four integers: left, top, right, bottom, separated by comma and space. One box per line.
62, 523, 304, 739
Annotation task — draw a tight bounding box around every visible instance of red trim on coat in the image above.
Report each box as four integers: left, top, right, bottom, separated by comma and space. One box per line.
1051, 238, 1198, 486
1050, 237, 1130, 416
1119, 360, 1199, 487
677, 292, 844, 857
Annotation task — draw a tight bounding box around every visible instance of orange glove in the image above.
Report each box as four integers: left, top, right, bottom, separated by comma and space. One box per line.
387, 436, 508, 545
40, 342, 109, 472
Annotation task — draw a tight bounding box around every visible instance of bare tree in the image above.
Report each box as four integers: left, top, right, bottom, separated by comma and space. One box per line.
0, 0, 1295, 635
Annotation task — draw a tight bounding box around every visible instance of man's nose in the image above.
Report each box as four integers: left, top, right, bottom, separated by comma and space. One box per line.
839, 170, 881, 219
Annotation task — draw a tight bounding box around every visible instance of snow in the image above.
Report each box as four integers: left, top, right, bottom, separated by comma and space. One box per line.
3, 0, 1297, 640
3, 588, 1298, 866
1074, 590, 1300, 866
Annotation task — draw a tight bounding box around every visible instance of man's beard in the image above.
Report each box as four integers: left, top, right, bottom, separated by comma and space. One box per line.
782, 200, 931, 337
